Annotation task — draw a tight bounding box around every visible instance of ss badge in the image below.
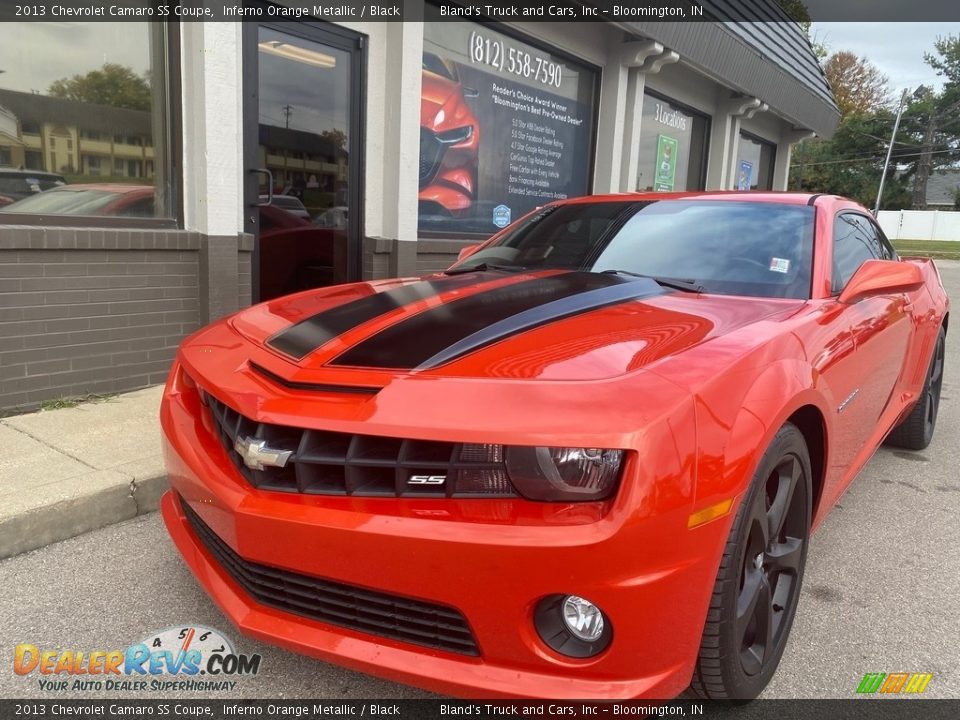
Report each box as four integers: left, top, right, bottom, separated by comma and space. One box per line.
408, 475, 447, 485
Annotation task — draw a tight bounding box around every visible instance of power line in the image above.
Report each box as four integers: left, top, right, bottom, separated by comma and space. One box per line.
790, 147, 959, 169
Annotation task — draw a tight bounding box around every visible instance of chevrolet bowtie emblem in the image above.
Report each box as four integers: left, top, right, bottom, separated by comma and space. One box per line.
233, 436, 293, 471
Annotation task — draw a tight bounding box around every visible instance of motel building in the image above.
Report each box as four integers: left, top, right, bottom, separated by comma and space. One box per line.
0, 1, 839, 410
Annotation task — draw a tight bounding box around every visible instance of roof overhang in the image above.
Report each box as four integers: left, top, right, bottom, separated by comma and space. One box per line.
612, 21, 840, 139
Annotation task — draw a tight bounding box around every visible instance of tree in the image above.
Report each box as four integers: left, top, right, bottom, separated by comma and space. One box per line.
823, 52, 891, 118
791, 111, 910, 209
909, 36, 960, 208
319, 129, 347, 151
774, 0, 811, 32
925, 34, 960, 92
48, 63, 151, 111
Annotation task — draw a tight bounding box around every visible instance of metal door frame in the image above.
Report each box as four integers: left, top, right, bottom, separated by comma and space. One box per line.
242, 12, 367, 303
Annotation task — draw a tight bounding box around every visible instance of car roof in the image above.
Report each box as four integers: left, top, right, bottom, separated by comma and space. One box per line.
558, 191, 821, 206
48, 183, 152, 195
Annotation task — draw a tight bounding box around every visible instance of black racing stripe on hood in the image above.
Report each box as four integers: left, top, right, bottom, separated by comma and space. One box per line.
330, 272, 665, 370
266, 273, 497, 360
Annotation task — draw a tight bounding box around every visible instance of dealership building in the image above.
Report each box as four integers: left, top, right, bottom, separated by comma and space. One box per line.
0, 3, 839, 410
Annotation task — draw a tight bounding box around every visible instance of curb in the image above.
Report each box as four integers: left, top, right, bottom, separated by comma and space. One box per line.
0, 474, 168, 560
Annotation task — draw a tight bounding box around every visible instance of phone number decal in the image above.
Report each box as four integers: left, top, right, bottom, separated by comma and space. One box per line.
468, 31, 563, 88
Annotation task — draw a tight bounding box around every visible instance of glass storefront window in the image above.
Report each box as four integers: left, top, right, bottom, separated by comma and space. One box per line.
0, 22, 173, 221
420, 10, 597, 236
736, 132, 776, 191
637, 92, 709, 193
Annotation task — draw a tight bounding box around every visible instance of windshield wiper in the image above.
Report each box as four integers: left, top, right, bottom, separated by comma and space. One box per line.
444, 262, 524, 275
600, 269, 704, 294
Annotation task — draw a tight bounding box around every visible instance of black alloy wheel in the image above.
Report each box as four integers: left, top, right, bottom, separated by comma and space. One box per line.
690, 422, 812, 700
886, 326, 947, 451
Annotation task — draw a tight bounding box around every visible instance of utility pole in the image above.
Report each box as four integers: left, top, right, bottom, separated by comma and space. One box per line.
282, 104, 293, 129
874, 88, 909, 215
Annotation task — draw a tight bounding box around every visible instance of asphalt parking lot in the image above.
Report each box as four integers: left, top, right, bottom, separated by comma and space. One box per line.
0, 261, 957, 701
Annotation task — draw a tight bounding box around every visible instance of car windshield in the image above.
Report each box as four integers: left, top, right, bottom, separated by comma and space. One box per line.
0, 188, 117, 215
422, 53, 458, 81
450, 200, 816, 299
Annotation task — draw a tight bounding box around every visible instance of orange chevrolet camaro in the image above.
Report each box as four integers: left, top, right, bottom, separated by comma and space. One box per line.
160, 192, 949, 699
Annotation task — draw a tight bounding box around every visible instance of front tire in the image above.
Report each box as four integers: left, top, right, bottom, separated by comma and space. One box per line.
690, 423, 812, 700
885, 326, 946, 451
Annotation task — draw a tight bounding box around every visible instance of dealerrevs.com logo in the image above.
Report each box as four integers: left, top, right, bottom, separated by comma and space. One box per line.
856, 672, 933, 695
14, 625, 261, 692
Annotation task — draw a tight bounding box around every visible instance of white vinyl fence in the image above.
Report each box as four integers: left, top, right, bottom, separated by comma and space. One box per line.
877, 210, 960, 241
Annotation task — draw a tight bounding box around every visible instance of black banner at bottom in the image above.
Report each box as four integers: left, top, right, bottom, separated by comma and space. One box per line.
1, 700, 959, 720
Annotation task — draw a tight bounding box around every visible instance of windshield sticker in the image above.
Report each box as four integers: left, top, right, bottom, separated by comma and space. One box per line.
769, 258, 790, 274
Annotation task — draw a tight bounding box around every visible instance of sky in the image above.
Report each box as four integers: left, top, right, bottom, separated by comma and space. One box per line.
813, 22, 960, 95
0, 23, 151, 95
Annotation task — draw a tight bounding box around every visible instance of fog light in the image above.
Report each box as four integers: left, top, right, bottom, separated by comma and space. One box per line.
534, 594, 612, 658
562, 596, 604, 641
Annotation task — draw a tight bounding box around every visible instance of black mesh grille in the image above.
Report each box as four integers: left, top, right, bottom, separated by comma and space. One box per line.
180, 497, 479, 656
419, 128, 446, 186
204, 393, 516, 498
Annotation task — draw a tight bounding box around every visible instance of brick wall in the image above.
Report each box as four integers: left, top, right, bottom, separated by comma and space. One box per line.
0, 228, 247, 413
0, 229, 474, 412
238, 233, 253, 308
364, 237, 478, 280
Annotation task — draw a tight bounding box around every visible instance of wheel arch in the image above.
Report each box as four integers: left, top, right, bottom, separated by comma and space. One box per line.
692, 356, 834, 517
784, 405, 827, 525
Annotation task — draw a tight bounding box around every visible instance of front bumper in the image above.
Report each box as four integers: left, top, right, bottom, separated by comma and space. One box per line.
160, 357, 728, 699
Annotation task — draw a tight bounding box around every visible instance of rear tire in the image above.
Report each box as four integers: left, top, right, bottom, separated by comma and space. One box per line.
689, 423, 812, 700
886, 326, 946, 451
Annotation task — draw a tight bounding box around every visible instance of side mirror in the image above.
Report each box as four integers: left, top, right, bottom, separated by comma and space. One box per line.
457, 244, 481, 261
838, 259, 923, 304
462, 86, 480, 99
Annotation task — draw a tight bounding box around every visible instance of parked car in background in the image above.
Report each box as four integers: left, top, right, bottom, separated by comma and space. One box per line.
260, 194, 311, 221
312, 205, 348, 229
0, 168, 66, 207
160, 192, 948, 700
0, 183, 154, 217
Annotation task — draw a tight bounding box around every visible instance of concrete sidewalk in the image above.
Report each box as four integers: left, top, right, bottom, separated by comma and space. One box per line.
0, 386, 167, 559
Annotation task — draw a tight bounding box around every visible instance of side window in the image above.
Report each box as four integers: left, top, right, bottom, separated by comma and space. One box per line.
832, 214, 881, 293
858, 215, 897, 261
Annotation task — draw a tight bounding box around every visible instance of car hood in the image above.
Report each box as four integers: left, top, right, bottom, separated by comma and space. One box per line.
229, 271, 804, 383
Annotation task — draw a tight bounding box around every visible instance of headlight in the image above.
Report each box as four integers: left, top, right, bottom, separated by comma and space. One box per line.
435, 125, 473, 145
505, 446, 623, 502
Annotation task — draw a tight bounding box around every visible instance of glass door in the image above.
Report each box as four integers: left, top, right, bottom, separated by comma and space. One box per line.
244, 20, 364, 302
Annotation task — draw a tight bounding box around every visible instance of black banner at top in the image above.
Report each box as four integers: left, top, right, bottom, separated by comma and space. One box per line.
1, 0, 960, 23
1, 700, 960, 720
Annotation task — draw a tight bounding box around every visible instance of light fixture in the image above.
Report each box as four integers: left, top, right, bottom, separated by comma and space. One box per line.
534, 594, 613, 658
562, 596, 605, 642
258, 41, 336, 69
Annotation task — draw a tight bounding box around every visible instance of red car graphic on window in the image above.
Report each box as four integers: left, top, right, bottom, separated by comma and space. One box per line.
419, 54, 480, 217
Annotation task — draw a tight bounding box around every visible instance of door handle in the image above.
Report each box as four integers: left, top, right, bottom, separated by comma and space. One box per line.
251, 168, 273, 207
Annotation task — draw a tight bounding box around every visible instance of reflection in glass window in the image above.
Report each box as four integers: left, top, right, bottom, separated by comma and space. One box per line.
637, 93, 709, 192
0, 23, 171, 219
737, 133, 776, 191
832, 214, 884, 292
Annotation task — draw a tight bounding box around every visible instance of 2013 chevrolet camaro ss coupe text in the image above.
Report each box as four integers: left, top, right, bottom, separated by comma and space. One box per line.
160, 192, 949, 700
